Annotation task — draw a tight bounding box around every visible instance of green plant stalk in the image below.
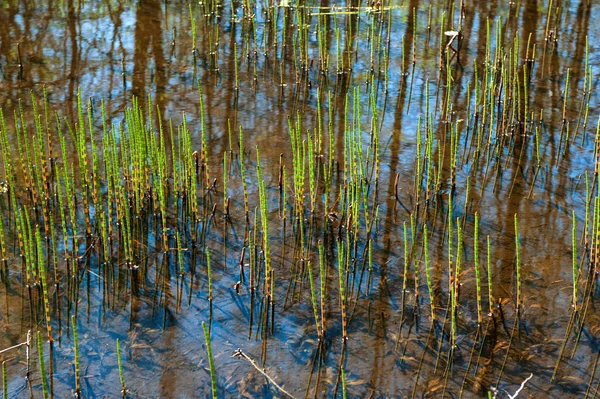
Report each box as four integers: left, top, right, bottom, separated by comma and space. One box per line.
77, 91, 91, 237
169, 121, 179, 224
14, 105, 34, 203
335, 14, 341, 72
57, 115, 77, 259
37, 331, 49, 399
15, 212, 27, 284
255, 147, 272, 302
327, 92, 335, 196
369, 12, 376, 72
424, 225, 434, 320
155, 118, 169, 251
319, 241, 327, 336
584, 171, 590, 247
89, 101, 101, 216
36, 227, 53, 341
103, 123, 116, 245
487, 235, 493, 313
411, 214, 417, 297
368, 238, 373, 275
2, 360, 6, 399
23, 210, 36, 285
308, 129, 317, 213
234, 42, 239, 90
562, 68, 570, 122
190, 4, 197, 53
117, 338, 126, 394
474, 213, 482, 324
415, 117, 422, 204
337, 239, 347, 340
572, 210, 577, 310
448, 180, 453, 285
341, 362, 347, 399
535, 125, 541, 167
425, 121, 433, 202
282, 168, 287, 222
370, 79, 381, 189
288, 115, 305, 214
436, 128, 444, 192
72, 315, 81, 395
594, 196, 600, 274
0, 109, 14, 184
181, 112, 195, 219
120, 184, 133, 266
307, 261, 321, 337
223, 151, 228, 214
514, 213, 521, 311
19, 101, 41, 208
206, 247, 213, 301
402, 222, 409, 293
202, 321, 217, 399
32, 93, 50, 235
249, 212, 257, 294
452, 220, 462, 348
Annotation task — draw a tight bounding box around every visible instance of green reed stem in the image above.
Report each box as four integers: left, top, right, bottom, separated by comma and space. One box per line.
72, 315, 81, 395
223, 151, 228, 214
36, 227, 53, 342
572, 210, 578, 311
318, 241, 326, 336
402, 222, 409, 294
337, 239, 347, 340
341, 362, 347, 399
116, 338, 126, 395
307, 261, 321, 337
2, 361, 6, 399
424, 225, 434, 321
202, 321, 217, 399
562, 68, 570, 122
475, 213, 482, 324
206, 247, 213, 302
37, 331, 48, 399
514, 214, 521, 311
584, 172, 590, 247
255, 147, 272, 301
190, 4, 197, 53
487, 235, 493, 313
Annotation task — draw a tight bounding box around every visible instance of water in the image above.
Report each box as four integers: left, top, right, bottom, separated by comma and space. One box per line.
0, 0, 599, 397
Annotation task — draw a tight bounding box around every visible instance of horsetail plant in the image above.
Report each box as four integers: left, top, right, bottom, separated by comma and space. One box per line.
37, 331, 49, 399
424, 225, 434, 321
572, 210, 578, 311
307, 261, 321, 338
202, 321, 217, 399
514, 213, 521, 312
72, 315, 81, 397
2, 361, 6, 399
190, 4, 197, 56
116, 339, 126, 396
487, 235, 493, 314
255, 146, 272, 307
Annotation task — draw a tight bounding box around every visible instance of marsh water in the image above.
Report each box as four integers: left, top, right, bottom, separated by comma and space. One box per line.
0, 0, 599, 398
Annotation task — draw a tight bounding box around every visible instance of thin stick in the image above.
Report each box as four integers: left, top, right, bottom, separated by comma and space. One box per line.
232, 349, 296, 399
0, 340, 29, 355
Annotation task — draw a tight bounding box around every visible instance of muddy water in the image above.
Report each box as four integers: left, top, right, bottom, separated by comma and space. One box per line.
1, 0, 599, 398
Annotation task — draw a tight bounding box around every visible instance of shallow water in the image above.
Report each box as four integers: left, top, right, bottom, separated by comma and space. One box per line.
1, 0, 600, 398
